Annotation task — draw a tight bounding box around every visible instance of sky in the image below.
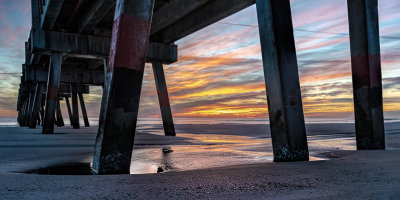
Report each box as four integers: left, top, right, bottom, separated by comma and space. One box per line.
0, 0, 399, 120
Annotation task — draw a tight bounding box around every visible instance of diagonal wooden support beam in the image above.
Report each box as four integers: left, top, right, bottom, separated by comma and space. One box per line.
347, 0, 385, 150
256, 0, 309, 161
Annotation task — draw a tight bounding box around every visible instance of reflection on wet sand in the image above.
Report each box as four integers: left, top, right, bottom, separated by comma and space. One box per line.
129, 131, 357, 174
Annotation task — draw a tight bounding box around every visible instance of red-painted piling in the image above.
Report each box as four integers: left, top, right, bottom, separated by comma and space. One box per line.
347, 0, 385, 149
92, 0, 156, 175
42, 54, 62, 134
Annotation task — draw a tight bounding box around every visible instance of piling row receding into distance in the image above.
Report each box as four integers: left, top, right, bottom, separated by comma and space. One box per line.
16, 0, 385, 174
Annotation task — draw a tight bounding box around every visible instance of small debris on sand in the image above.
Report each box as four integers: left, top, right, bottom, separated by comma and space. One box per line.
157, 166, 164, 173
162, 147, 173, 154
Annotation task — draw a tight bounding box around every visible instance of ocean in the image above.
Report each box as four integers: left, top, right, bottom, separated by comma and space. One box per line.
2, 117, 400, 127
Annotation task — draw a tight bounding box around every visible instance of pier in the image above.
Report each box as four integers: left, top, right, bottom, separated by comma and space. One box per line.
16, 0, 385, 174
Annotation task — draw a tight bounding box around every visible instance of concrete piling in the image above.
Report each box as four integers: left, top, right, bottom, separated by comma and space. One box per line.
256, 0, 309, 161
40, 103, 44, 126
71, 84, 80, 129
20, 99, 28, 127
152, 61, 176, 136
347, 0, 385, 149
78, 93, 90, 127
42, 54, 62, 134
20, 93, 28, 127
64, 96, 73, 126
92, 0, 156, 175
25, 86, 36, 127
55, 99, 65, 127
29, 83, 44, 128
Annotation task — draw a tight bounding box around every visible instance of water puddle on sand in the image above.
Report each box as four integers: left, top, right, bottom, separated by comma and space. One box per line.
18, 133, 357, 175
128, 133, 356, 174
129, 133, 274, 174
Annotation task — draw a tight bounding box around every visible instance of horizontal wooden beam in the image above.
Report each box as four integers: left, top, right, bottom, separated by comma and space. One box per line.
60, 69, 104, 86
147, 42, 178, 64
151, 0, 255, 43
30, 29, 178, 63
25, 63, 104, 86
31, 29, 111, 59
58, 84, 90, 94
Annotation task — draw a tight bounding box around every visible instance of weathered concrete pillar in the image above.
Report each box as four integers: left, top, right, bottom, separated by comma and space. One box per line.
152, 61, 176, 136
55, 99, 65, 127
29, 83, 45, 128
20, 99, 29, 127
92, 0, 155, 175
65, 97, 73, 126
17, 88, 23, 125
20, 94, 29, 127
71, 84, 80, 129
17, 79, 27, 126
19, 101, 25, 126
25, 86, 36, 127
347, 0, 385, 149
78, 93, 90, 127
42, 54, 62, 134
17, 105, 24, 126
24, 97, 31, 127
37, 112, 41, 125
22, 84, 34, 127
40, 104, 44, 126
256, 0, 309, 161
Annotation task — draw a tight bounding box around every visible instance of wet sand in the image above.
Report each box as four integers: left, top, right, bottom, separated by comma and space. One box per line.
0, 122, 399, 199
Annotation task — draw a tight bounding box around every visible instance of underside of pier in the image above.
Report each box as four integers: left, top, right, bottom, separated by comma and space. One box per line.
16, 0, 385, 174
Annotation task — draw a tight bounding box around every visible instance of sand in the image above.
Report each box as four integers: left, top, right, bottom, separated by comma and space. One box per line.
0, 122, 399, 199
